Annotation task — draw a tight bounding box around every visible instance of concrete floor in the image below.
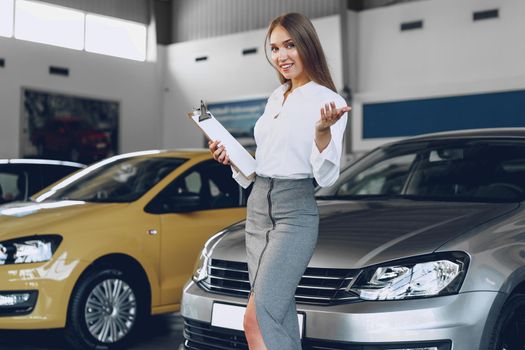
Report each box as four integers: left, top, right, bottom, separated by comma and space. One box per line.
0, 313, 184, 350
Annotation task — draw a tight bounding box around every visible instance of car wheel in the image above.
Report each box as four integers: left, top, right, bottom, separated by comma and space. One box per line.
487, 293, 525, 350
65, 268, 146, 349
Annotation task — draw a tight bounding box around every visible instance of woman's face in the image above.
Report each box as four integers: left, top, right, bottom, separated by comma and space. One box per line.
269, 25, 308, 84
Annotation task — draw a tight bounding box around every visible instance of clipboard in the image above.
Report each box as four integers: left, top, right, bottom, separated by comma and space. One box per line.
188, 101, 256, 178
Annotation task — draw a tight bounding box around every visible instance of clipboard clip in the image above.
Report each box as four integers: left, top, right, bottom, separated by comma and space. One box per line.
198, 100, 211, 122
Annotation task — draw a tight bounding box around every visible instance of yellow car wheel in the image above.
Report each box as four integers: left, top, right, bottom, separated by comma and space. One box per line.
64, 268, 148, 349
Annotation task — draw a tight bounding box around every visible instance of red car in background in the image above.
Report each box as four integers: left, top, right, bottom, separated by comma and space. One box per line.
31, 116, 113, 163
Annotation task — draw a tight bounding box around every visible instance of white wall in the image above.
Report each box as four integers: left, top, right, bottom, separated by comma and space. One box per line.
4, 1, 524, 157
346, 9, 359, 92
162, 15, 343, 149
0, 36, 163, 158
352, 0, 525, 151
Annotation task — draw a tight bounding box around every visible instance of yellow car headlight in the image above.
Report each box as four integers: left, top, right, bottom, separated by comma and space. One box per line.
0, 235, 62, 265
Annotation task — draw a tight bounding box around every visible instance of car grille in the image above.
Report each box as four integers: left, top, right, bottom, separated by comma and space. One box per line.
184, 319, 247, 350
198, 259, 360, 305
183, 319, 452, 350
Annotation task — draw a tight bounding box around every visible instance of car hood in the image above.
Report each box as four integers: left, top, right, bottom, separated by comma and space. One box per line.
209, 199, 519, 268
0, 200, 127, 240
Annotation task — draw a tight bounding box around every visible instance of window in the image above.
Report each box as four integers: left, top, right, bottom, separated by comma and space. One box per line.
337, 154, 416, 196
15, 0, 84, 50
0, 0, 14, 38
42, 157, 186, 203
3, 1, 148, 61
147, 161, 242, 214
41, 164, 83, 188
318, 140, 525, 202
0, 171, 28, 203
85, 14, 147, 61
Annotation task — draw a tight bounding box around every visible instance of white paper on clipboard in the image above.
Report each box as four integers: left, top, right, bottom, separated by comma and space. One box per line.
189, 111, 256, 178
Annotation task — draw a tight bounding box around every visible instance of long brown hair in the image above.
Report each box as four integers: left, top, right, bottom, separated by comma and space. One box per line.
264, 13, 337, 93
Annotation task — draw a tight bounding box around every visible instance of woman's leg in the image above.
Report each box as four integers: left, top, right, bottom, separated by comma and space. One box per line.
244, 293, 268, 350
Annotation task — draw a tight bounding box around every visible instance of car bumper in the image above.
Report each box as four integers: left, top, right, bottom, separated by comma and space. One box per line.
180, 280, 498, 350
0, 258, 88, 329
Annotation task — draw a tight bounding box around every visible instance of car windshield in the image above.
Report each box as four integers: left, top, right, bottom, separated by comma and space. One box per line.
36, 156, 186, 203
316, 139, 525, 203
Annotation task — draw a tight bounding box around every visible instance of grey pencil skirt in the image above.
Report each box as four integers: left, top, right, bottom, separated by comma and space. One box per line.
245, 175, 319, 350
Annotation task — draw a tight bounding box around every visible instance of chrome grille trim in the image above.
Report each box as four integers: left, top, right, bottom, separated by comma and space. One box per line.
302, 274, 354, 280
207, 274, 248, 283
200, 282, 249, 294
209, 265, 247, 273
200, 259, 360, 305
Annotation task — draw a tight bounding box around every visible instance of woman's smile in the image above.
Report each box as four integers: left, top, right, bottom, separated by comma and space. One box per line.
269, 25, 309, 86
279, 62, 294, 74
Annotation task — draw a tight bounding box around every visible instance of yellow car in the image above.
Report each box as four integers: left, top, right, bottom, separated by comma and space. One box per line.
0, 150, 248, 349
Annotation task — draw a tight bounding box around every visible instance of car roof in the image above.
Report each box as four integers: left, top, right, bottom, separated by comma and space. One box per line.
113, 149, 213, 160
0, 150, 213, 167
0, 159, 86, 167
384, 128, 525, 147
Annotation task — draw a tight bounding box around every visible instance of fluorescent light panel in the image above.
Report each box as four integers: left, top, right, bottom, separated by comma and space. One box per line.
0, 0, 14, 37
85, 14, 146, 61
14, 0, 84, 50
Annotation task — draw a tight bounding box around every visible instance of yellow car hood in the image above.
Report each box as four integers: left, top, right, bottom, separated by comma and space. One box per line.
0, 200, 128, 240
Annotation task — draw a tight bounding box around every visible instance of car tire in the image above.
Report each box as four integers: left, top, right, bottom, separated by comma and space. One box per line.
64, 268, 147, 350
487, 293, 525, 350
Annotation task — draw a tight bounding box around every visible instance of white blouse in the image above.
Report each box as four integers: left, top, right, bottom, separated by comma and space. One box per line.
232, 81, 348, 188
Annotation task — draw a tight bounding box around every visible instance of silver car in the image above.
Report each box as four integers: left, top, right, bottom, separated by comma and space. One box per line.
180, 128, 525, 350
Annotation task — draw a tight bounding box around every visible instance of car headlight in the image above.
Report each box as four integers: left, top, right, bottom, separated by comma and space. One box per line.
192, 248, 209, 283
191, 225, 237, 283
349, 252, 469, 300
0, 235, 62, 265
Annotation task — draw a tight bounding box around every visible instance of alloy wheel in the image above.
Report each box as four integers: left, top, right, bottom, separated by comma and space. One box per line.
84, 278, 137, 344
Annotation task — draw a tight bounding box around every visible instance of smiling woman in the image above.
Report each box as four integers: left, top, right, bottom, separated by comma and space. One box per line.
207, 12, 350, 350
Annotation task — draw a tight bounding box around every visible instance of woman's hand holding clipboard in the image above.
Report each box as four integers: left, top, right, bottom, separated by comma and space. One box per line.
188, 101, 256, 178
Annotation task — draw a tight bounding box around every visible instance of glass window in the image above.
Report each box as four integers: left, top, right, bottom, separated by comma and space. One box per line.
0, 171, 28, 203
405, 142, 525, 201
0, 0, 14, 38
147, 161, 242, 213
39, 157, 186, 203
317, 140, 525, 203
15, 0, 84, 50
40, 164, 83, 188
85, 14, 146, 61
183, 172, 202, 194
336, 154, 416, 196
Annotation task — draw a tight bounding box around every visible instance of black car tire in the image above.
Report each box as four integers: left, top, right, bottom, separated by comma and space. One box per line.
487, 293, 525, 350
64, 268, 147, 350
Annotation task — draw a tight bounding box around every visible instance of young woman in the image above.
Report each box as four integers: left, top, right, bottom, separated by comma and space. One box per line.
209, 12, 350, 350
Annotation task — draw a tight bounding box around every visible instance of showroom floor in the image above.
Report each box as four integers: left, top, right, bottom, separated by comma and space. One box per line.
0, 313, 184, 349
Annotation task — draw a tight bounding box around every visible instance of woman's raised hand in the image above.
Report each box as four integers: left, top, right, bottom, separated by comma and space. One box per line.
208, 140, 230, 165
316, 102, 351, 132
